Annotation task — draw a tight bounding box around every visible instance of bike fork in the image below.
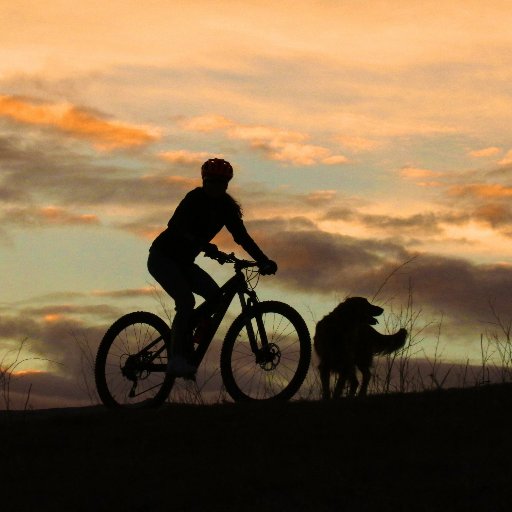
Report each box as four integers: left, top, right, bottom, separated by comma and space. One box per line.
238, 292, 269, 353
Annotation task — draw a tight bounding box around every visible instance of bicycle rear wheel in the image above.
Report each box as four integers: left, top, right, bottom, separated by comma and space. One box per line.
95, 311, 174, 408
220, 301, 311, 401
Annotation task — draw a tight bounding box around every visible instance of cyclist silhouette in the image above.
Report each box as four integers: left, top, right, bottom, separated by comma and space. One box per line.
148, 158, 278, 377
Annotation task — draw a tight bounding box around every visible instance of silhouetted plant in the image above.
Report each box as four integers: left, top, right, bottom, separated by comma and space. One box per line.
0, 338, 57, 411
478, 299, 512, 384
72, 330, 100, 405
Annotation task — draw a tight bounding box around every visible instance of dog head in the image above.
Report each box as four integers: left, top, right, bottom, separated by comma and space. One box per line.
334, 296, 383, 325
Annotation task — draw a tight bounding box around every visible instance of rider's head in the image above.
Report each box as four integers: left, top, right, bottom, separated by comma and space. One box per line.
201, 158, 233, 182
201, 158, 233, 197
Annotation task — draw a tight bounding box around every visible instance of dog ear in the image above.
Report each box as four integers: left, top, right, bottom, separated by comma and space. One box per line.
368, 317, 379, 325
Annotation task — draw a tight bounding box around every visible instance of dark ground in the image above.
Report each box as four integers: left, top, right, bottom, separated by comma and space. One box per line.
1, 384, 512, 512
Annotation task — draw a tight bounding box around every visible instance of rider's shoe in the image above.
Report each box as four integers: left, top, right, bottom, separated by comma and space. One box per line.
167, 355, 197, 379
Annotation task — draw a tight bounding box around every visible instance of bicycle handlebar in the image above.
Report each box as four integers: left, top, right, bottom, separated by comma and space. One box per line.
204, 249, 257, 269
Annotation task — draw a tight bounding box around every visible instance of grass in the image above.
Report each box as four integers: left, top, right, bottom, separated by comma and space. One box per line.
1, 383, 512, 512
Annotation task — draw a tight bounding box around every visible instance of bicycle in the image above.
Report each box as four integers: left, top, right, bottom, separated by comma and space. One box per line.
94, 250, 311, 408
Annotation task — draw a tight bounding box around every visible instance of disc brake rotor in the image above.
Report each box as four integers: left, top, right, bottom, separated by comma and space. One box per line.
257, 343, 281, 371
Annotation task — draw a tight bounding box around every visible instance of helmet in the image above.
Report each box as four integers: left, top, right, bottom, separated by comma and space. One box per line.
201, 158, 233, 181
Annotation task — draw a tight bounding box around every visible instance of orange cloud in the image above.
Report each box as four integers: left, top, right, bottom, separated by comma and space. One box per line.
305, 190, 337, 203
0, 95, 159, 150
449, 183, 512, 199
399, 166, 443, 179
13, 369, 46, 377
498, 150, 512, 166
159, 149, 221, 165
181, 115, 233, 132
3, 206, 100, 227
335, 135, 383, 152
474, 204, 511, 227
141, 175, 199, 189
43, 313, 63, 323
468, 147, 501, 158
398, 166, 444, 187
181, 115, 348, 166
40, 206, 100, 225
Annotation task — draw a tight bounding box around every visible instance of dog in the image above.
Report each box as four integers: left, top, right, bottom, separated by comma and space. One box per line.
314, 297, 408, 399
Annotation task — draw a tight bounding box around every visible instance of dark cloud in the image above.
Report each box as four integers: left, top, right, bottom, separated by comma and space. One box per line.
0, 313, 107, 362
1, 205, 101, 228
4, 371, 95, 410
430, 165, 512, 236
0, 128, 197, 239
21, 303, 121, 320
241, 219, 512, 339
245, 219, 408, 293
322, 207, 475, 239
92, 287, 156, 299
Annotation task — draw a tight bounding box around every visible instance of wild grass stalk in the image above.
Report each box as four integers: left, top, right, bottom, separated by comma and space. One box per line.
0, 338, 58, 411
72, 331, 99, 405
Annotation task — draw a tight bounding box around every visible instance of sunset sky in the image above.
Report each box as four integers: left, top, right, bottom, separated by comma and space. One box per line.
2, 0, 512, 407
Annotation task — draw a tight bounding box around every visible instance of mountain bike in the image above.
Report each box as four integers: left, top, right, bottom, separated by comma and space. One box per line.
94, 250, 311, 408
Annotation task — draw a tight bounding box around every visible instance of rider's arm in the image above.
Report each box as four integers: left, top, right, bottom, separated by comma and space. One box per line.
225, 215, 269, 263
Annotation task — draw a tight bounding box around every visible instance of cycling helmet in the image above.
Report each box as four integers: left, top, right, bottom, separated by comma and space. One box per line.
201, 158, 234, 181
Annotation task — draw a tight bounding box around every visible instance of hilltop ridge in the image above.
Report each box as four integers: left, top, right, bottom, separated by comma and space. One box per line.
2, 384, 512, 511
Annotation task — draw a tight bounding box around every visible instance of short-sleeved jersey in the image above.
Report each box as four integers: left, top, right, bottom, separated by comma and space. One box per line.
150, 187, 267, 264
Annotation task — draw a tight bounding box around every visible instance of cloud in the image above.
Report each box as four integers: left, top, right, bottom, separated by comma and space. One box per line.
159, 149, 220, 165
356, 212, 447, 236
181, 115, 348, 166
6, 371, 94, 409
22, 303, 121, 320
469, 147, 501, 158
1, 206, 100, 228
0, 95, 159, 150
449, 183, 512, 199
498, 150, 512, 166
243, 218, 408, 294
263, 226, 512, 355
399, 167, 442, 179
335, 135, 383, 153
239, 218, 512, 335
91, 287, 156, 299
0, 131, 197, 211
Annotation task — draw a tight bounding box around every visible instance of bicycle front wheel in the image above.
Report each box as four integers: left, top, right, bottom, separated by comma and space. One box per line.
95, 311, 174, 409
220, 301, 311, 401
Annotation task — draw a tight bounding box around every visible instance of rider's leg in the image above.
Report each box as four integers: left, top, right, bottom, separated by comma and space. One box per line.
187, 263, 220, 305
182, 264, 220, 353
147, 251, 197, 375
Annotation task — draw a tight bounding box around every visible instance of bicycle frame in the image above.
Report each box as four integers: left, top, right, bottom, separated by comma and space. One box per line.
131, 257, 266, 374
189, 264, 267, 368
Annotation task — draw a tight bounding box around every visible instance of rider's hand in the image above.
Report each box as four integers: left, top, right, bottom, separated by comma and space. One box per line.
258, 259, 278, 275
203, 243, 219, 257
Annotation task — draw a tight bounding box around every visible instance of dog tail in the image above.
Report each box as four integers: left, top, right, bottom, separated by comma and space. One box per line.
373, 327, 408, 355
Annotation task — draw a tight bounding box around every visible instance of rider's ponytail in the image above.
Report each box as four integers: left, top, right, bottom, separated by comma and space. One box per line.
225, 194, 243, 219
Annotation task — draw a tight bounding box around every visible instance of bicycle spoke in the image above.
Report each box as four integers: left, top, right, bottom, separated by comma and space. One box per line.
95, 312, 173, 408
221, 301, 311, 401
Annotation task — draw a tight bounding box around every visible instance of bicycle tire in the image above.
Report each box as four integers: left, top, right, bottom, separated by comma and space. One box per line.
220, 301, 311, 401
95, 311, 175, 409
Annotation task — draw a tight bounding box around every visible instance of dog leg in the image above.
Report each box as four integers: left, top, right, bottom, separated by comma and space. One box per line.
359, 367, 371, 396
332, 373, 347, 399
348, 373, 359, 396
319, 366, 331, 400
